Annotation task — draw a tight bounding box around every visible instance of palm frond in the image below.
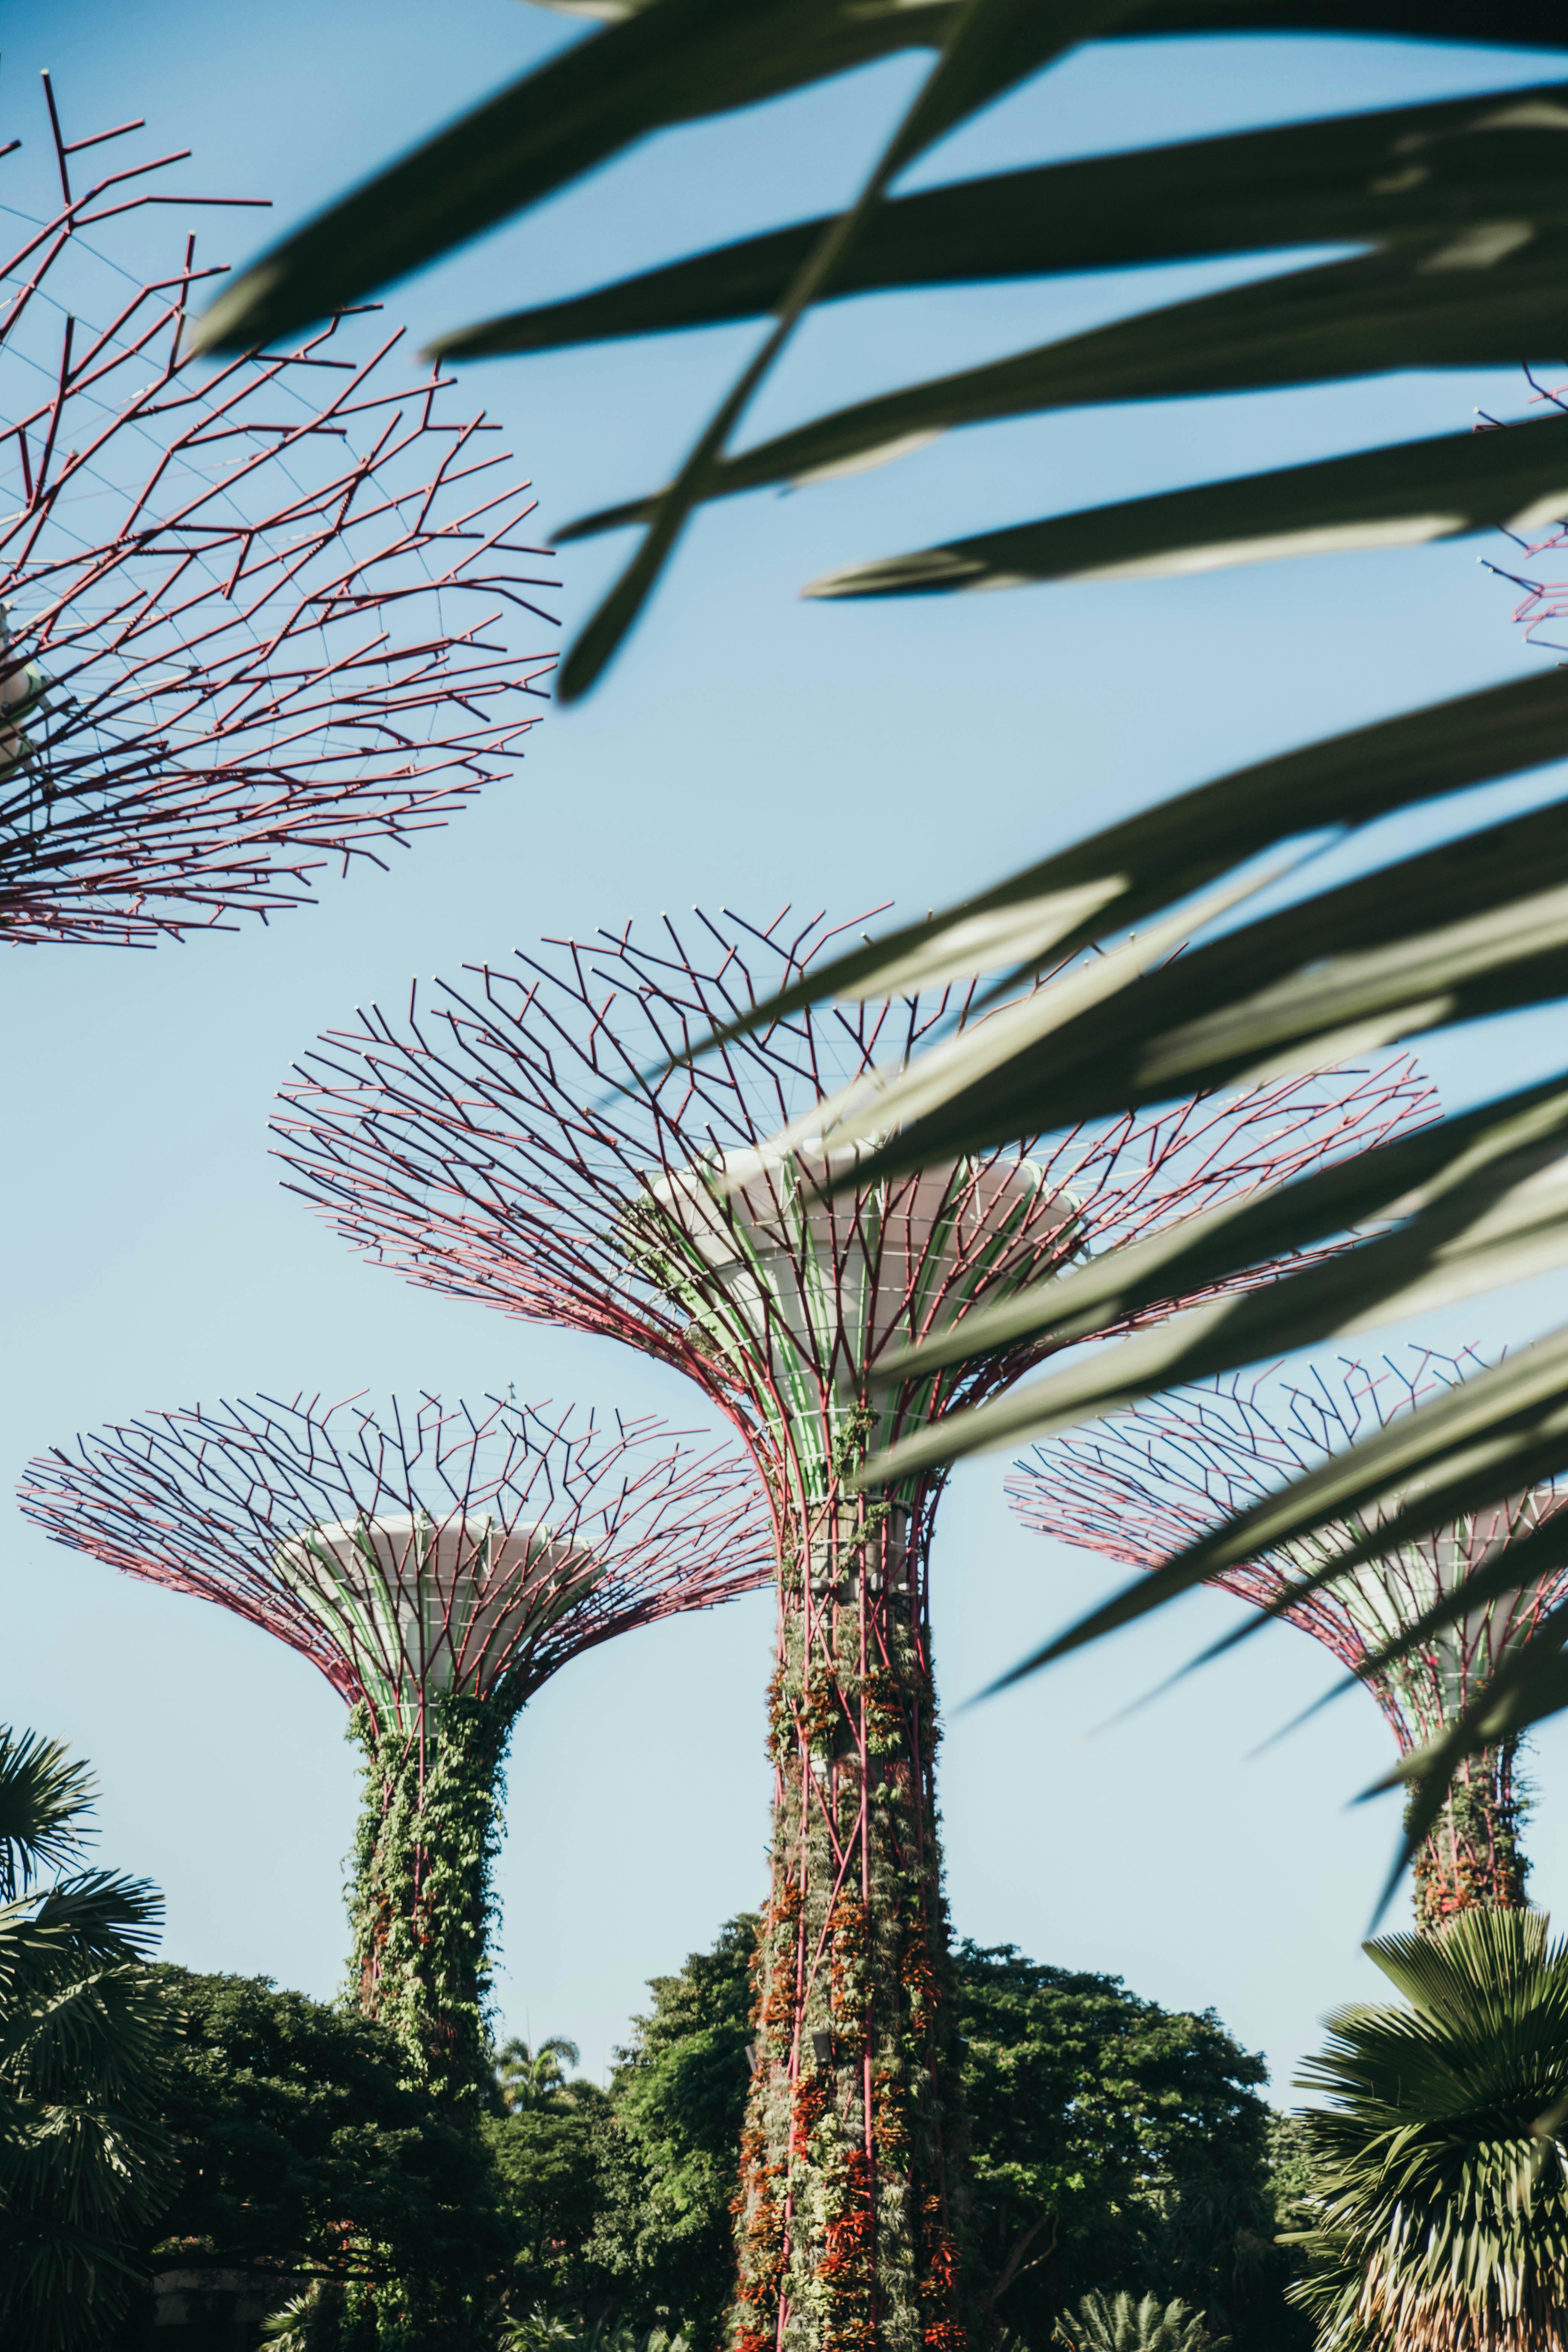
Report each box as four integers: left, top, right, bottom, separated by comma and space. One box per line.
0, 1735, 95, 1905
0, 1732, 172, 2352
430, 84, 1568, 361
1054, 2288, 1224, 2352
1289, 1908, 1568, 2352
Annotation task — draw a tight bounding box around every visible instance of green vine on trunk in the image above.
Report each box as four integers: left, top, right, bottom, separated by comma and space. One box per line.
346, 1690, 513, 2112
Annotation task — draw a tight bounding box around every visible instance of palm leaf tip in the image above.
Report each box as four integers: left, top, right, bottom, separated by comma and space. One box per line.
801, 413, 1568, 602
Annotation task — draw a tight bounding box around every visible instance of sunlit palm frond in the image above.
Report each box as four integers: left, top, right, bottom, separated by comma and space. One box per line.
1290, 1908, 1568, 2352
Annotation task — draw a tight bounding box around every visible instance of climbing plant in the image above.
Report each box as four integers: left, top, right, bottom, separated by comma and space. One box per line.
348, 1692, 514, 2113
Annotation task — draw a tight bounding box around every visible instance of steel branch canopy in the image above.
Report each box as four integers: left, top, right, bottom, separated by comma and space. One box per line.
1011, 1348, 1567, 1928
271, 906, 1431, 1466
0, 77, 557, 946
20, 1390, 768, 1736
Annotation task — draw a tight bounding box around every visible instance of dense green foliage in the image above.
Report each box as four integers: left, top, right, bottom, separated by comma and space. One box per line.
486, 2081, 615, 2319
92, 1920, 1314, 2350
950, 1943, 1298, 2352
594, 1914, 760, 2346
0, 1728, 175, 2352
113, 1967, 510, 2349
485, 1919, 1304, 2352
1289, 1907, 1568, 2352
485, 1915, 756, 2346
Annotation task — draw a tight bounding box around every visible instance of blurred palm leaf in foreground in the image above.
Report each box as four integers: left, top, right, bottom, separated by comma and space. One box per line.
194, 0, 1568, 697
196, 2, 1568, 1810
1287, 1908, 1568, 2352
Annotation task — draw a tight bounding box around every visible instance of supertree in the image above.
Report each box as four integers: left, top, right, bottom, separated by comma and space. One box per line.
19, 1391, 770, 2106
266, 903, 1430, 2352
0, 75, 556, 946
1009, 1348, 1568, 1934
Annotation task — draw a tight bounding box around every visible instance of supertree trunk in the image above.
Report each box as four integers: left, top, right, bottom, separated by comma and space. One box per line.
348, 1689, 513, 2111
737, 1487, 968, 2352
1408, 1741, 1528, 1932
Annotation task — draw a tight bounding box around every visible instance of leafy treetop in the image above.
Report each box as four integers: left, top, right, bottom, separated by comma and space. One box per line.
118, 1966, 510, 2321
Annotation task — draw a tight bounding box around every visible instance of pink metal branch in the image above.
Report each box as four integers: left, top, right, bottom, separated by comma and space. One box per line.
20, 1393, 771, 1740
0, 78, 557, 946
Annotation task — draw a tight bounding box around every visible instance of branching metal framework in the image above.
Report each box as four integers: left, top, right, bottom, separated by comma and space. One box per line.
1481, 369, 1568, 653
1010, 1348, 1567, 1931
20, 1391, 768, 2099
270, 902, 1429, 2352
0, 76, 557, 945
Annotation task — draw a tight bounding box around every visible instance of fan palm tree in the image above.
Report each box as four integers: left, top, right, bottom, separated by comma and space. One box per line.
497, 2034, 582, 2112
0, 1727, 174, 2352
1053, 2290, 1223, 2352
1288, 1905, 1568, 2352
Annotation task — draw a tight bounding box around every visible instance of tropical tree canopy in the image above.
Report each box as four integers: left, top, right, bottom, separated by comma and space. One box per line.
572, 1912, 760, 2352
957, 1941, 1302, 2352
494, 1917, 1304, 2352
114, 1966, 510, 2344
487, 2078, 616, 2323
498, 2037, 585, 2114
0, 1728, 173, 2352
1288, 1906, 1568, 2352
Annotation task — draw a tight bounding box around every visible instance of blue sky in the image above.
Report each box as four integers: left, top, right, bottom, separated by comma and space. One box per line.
7, 0, 1568, 2096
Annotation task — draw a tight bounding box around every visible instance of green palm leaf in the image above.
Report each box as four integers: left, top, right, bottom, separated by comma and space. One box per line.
1055, 2289, 1223, 2352
653, 668, 1568, 1060
194, 0, 1103, 358
807, 798, 1568, 1184
874, 1071, 1568, 1383
0, 1736, 95, 1906
807, 413, 1568, 600
430, 80, 1568, 361
186, 0, 1568, 1799
560, 227, 1568, 539
0, 1735, 172, 2352
556, 0, 1133, 701
976, 1326, 1568, 1675
193, 0, 1568, 698
196, 1, 1568, 359
853, 1139, 1568, 1489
